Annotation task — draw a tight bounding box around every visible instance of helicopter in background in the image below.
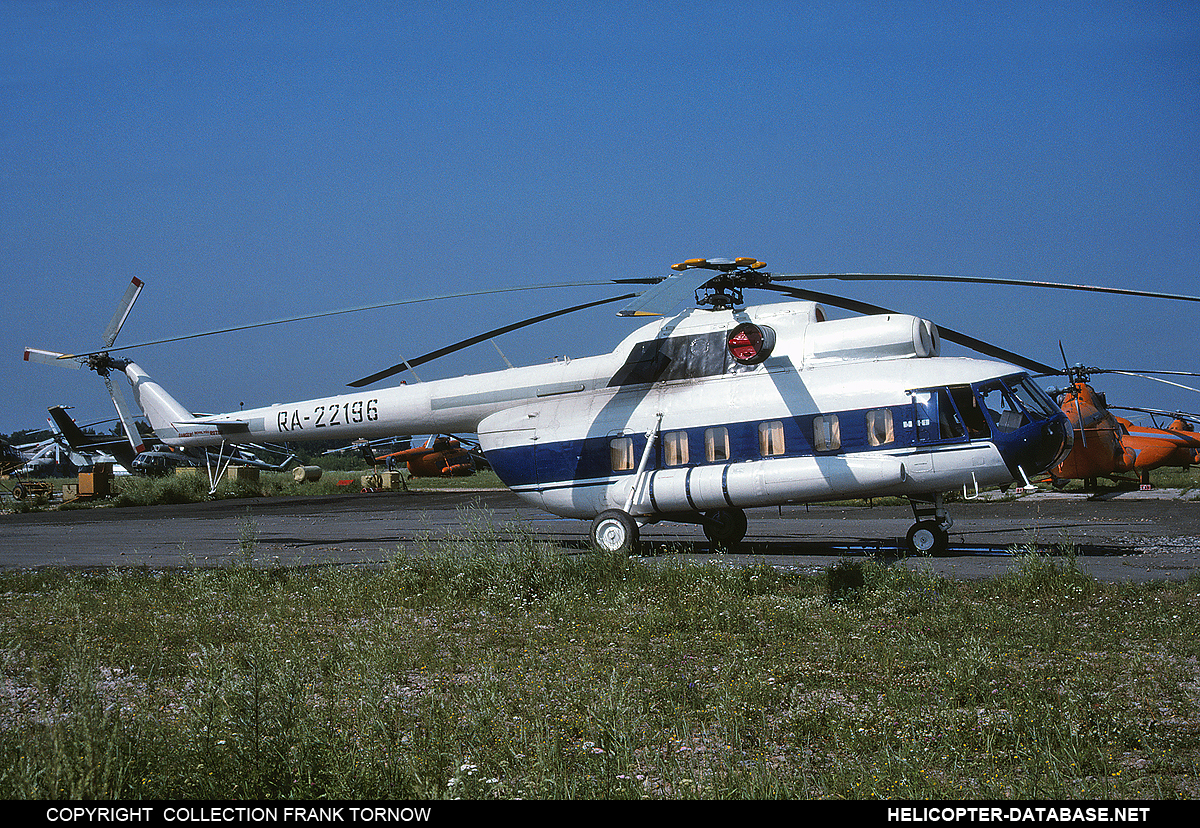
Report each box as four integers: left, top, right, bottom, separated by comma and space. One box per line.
48, 402, 297, 480
0, 436, 51, 501
355, 434, 479, 478
47, 405, 138, 471
1042, 364, 1200, 489
23, 259, 1200, 555
0, 426, 82, 500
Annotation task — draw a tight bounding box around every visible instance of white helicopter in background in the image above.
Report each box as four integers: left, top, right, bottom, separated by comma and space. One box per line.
25, 258, 1200, 555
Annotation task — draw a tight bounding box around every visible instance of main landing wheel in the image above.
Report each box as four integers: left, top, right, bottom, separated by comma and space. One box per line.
905, 521, 949, 557
591, 509, 640, 556
702, 508, 748, 550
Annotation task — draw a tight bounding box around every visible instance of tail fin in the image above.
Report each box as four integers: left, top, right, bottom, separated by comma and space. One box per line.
120, 361, 193, 441
48, 406, 138, 471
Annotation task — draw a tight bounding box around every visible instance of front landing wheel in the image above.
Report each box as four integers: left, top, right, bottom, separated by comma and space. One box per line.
905, 521, 949, 556
591, 509, 640, 555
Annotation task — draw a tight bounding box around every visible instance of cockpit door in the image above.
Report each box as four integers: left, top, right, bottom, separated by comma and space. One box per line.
912, 388, 969, 445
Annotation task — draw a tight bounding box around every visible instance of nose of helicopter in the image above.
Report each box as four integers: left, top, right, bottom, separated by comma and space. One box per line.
997, 410, 1073, 480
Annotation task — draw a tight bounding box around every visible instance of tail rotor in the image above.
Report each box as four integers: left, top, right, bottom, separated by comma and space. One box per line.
25, 277, 148, 453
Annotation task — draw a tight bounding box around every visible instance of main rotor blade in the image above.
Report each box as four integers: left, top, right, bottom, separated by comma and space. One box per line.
1102, 371, 1200, 394
1111, 405, 1200, 422
771, 273, 1200, 304
102, 277, 145, 347
62, 281, 621, 360
760, 284, 1060, 375
1091, 368, 1200, 377
347, 292, 639, 388
618, 274, 694, 317
1060, 342, 1086, 445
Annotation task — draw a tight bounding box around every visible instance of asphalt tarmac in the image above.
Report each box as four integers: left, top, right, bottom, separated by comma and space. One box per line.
1, 487, 1197, 582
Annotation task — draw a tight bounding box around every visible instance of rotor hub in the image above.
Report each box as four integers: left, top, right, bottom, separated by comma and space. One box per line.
86, 353, 129, 378
1068, 364, 1096, 384
671, 257, 771, 310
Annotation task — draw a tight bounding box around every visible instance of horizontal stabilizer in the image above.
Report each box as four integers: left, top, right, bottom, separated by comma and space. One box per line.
172, 419, 252, 436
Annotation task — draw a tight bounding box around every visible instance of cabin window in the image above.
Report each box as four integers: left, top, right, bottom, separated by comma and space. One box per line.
759, 421, 786, 456
866, 409, 895, 446
610, 436, 635, 471
705, 427, 730, 462
813, 414, 841, 451
663, 431, 689, 466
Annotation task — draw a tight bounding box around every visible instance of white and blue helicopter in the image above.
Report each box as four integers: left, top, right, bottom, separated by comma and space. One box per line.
24, 259, 1200, 555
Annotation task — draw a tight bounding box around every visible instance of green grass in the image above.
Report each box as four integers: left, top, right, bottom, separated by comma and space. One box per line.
1046, 466, 1200, 495
0, 515, 1197, 800
2, 468, 509, 512
6, 464, 1197, 514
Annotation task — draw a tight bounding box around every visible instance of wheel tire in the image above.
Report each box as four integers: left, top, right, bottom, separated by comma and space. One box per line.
591, 509, 640, 555
702, 508, 748, 550
11, 484, 26, 501
905, 521, 949, 556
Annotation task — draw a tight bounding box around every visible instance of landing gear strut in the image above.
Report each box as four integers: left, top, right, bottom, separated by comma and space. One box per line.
905, 494, 952, 556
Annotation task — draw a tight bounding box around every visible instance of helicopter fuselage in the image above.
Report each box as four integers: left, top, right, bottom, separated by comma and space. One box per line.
128, 301, 1072, 546
1053, 381, 1200, 484
477, 303, 1070, 520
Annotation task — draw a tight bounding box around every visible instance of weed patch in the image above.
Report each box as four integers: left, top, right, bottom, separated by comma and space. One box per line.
0, 517, 1197, 799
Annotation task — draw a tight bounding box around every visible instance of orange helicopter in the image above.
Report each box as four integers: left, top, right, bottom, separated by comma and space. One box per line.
1045, 362, 1200, 489
360, 435, 478, 478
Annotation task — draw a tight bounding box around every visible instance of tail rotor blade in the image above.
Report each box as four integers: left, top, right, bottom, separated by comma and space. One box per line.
102, 277, 144, 348
23, 348, 82, 369
105, 375, 145, 455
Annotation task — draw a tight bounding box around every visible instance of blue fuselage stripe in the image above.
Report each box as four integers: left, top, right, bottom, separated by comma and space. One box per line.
490, 404, 908, 489
487, 397, 1063, 494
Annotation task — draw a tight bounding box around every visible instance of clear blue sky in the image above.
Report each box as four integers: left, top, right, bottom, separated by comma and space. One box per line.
4, 1, 1198, 438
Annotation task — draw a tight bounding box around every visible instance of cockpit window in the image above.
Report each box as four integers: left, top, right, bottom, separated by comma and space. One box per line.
608, 331, 756, 386
1005, 376, 1061, 419
977, 382, 1029, 433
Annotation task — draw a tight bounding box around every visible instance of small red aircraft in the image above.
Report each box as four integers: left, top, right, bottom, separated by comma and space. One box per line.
1048, 366, 1200, 488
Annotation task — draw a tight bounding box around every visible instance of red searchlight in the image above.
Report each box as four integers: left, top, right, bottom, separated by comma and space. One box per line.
727, 322, 776, 365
